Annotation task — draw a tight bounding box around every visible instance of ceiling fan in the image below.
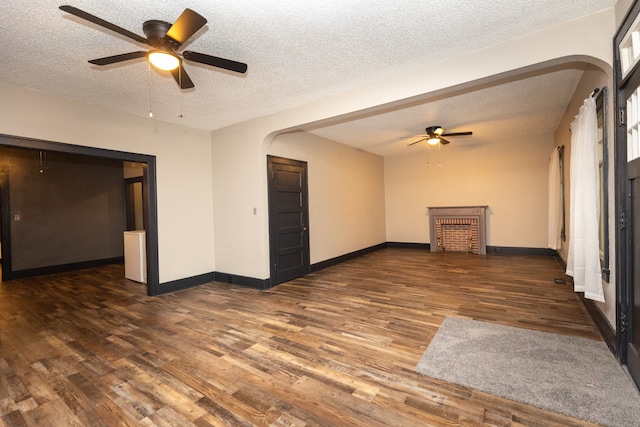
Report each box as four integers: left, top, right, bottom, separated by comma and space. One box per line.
59, 5, 248, 89
407, 126, 473, 146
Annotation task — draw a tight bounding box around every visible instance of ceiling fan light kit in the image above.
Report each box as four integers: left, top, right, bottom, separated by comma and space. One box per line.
407, 125, 473, 147
147, 50, 180, 71
59, 5, 248, 89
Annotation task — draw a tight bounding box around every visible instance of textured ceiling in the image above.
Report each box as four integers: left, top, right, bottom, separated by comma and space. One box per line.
1, 0, 615, 156
304, 64, 588, 156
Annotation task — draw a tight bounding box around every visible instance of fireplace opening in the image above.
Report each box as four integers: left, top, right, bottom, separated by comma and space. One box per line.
428, 206, 487, 255
436, 218, 478, 253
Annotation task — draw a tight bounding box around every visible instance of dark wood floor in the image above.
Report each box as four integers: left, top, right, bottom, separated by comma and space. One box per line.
0, 248, 605, 426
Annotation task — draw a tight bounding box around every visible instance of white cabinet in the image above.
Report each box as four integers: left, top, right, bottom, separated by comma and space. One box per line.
124, 231, 146, 283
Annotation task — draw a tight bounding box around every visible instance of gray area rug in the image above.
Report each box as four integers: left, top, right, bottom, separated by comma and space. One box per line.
416, 317, 640, 427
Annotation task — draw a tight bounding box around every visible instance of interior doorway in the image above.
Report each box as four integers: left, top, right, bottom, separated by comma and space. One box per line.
0, 134, 160, 295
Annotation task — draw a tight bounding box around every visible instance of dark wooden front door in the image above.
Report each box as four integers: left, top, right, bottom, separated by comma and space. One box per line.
628, 156, 640, 388
616, 1, 640, 390
621, 72, 640, 385
267, 156, 310, 286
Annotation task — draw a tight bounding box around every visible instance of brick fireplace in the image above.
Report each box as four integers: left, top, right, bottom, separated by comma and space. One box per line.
428, 206, 488, 254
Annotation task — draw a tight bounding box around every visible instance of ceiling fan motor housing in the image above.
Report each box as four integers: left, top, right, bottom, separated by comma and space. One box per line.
143, 20, 177, 49
425, 126, 443, 137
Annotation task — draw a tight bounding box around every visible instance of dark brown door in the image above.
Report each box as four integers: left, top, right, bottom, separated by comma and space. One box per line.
267, 155, 310, 286
617, 2, 640, 389
619, 82, 640, 390
628, 157, 640, 388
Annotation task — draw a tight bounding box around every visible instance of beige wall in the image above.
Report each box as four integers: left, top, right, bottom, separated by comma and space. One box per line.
616, 0, 635, 26
211, 9, 615, 280
553, 64, 615, 328
211, 129, 385, 278
269, 131, 386, 264
0, 7, 618, 285
0, 83, 216, 283
384, 134, 553, 247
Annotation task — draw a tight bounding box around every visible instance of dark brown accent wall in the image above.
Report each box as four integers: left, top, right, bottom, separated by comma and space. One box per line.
0, 146, 125, 271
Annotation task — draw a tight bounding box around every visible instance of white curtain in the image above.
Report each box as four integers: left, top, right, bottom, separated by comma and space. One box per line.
548, 147, 562, 250
566, 96, 604, 302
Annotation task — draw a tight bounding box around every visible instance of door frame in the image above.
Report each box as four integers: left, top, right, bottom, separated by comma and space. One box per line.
0, 134, 160, 295
614, 0, 640, 368
267, 155, 310, 286
0, 171, 11, 277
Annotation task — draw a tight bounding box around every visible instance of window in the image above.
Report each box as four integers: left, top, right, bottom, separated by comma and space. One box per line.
619, 12, 640, 79
626, 85, 640, 161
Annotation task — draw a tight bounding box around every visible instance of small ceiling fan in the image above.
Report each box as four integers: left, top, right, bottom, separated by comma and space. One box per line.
59, 5, 248, 89
407, 126, 473, 146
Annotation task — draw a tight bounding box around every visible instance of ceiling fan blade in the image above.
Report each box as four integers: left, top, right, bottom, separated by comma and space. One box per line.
59, 5, 148, 45
170, 64, 195, 89
183, 51, 248, 74
165, 8, 207, 46
439, 137, 451, 145
441, 131, 473, 137
407, 138, 426, 147
88, 51, 147, 65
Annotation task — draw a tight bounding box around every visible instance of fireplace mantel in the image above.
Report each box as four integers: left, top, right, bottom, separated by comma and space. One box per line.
428, 206, 488, 254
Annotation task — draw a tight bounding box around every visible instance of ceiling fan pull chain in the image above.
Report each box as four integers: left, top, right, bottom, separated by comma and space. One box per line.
179, 66, 182, 115
426, 144, 430, 166
148, 62, 153, 118
39, 150, 46, 174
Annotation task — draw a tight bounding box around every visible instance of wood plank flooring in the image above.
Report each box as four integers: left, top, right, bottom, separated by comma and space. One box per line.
0, 248, 606, 426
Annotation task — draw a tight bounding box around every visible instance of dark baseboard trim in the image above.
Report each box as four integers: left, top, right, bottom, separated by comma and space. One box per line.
486, 246, 557, 256
168, 243, 390, 293
213, 272, 272, 290
6, 257, 124, 280
580, 296, 617, 355
555, 252, 567, 270
546, 253, 616, 357
385, 242, 431, 250
310, 243, 387, 273
158, 272, 217, 295
156, 271, 271, 295
384, 244, 556, 256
